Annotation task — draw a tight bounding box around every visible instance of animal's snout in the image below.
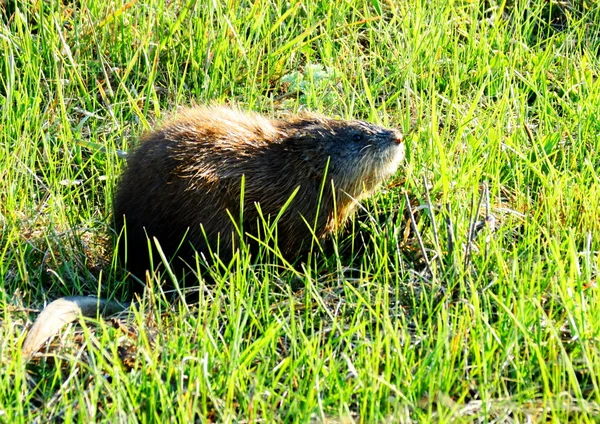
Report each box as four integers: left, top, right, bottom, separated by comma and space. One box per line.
391, 129, 403, 144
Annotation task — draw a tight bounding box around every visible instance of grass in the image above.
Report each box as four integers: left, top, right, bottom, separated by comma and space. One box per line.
1, 0, 600, 421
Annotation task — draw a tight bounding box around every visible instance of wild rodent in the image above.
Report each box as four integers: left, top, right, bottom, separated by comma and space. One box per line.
21, 105, 405, 358
115, 106, 404, 287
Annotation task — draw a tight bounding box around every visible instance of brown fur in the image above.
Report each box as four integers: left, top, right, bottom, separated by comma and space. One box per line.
114, 106, 404, 288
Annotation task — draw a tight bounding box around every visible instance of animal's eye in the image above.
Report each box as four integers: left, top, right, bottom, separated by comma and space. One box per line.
352, 133, 363, 142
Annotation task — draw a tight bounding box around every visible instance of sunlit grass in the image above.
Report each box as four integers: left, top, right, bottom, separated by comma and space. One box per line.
1, 0, 599, 421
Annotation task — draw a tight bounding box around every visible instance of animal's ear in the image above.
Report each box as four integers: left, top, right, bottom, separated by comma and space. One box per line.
297, 131, 318, 140
284, 128, 316, 143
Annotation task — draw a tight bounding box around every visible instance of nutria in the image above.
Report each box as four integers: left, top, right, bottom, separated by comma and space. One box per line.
21, 105, 404, 358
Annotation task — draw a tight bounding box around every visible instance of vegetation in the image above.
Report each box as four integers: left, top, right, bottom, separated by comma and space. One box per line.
1, 0, 599, 421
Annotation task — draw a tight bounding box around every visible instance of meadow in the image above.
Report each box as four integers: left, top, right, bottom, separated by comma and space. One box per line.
1, 0, 600, 422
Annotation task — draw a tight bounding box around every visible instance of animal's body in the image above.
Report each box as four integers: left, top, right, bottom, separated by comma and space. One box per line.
22, 106, 404, 358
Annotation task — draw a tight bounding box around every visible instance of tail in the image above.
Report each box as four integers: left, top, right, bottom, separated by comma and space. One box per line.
21, 296, 130, 358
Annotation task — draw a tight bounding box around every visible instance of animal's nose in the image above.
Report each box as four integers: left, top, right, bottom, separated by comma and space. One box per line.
392, 129, 403, 144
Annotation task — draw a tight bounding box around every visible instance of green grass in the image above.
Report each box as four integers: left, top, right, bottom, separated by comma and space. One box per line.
2, 0, 600, 421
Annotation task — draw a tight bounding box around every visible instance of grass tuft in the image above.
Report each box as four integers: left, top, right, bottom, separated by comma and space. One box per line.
1, 0, 600, 421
